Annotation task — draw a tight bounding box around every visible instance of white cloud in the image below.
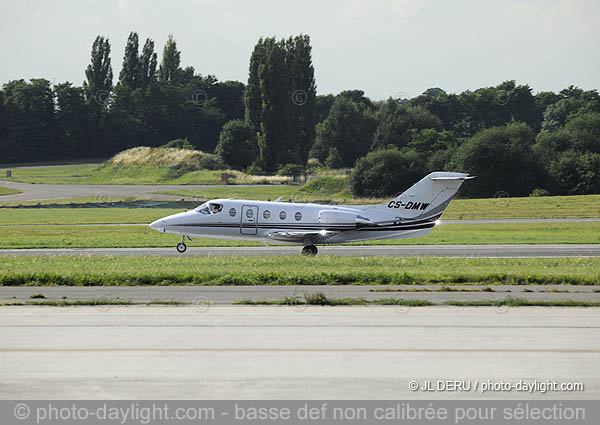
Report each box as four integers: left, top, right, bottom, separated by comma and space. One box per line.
391, 0, 426, 19
337, 0, 385, 20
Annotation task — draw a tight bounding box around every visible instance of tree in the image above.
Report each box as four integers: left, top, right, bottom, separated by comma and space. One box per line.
534, 112, 600, 194
325, 147, 343, 169
244, 38, 265, 134
83, 35, 113, 112
372, 100, 443, 150
55, 82, 93, 157
311, 96, 376, 167
256, 37, 289, 169
316, 94, 335, 123
404, 128, 457, 170
451, 122, 538, 197
349, 148, 425, 198
139, 38, 158, 87
215, 119, 258, 169
119, 32, 140, 88
286, 34, 317, 166
158, 34, 181, 83
3, 79, 58, 161
212, 80, 245, 121
244, 35, 317, 170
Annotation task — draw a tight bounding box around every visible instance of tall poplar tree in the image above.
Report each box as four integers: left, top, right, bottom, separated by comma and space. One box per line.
244, 35, 316, 170
244, 38, 265, 133
119, 32, 140, 88
158, 34, 181, 83
286, 34, 317, 165
139, 38, 157, 87
83, 35, 113, 112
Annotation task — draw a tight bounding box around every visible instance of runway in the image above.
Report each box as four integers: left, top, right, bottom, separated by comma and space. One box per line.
0, 306, 598, 399
1, 244, 599, 257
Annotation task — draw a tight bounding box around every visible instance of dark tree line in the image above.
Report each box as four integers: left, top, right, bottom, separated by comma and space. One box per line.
347, 84, 600, 197
1, 32, 599, 197
0, 32, 244, 162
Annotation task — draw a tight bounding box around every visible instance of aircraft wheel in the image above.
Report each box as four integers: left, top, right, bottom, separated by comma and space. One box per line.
176, 242, 187, 253
302, 245, 318, 256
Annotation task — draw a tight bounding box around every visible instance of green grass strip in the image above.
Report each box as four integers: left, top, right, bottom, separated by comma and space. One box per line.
0, 256, 598, 287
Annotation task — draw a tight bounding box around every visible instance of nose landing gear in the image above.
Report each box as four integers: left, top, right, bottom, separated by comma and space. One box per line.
176, 235, 191, 253
302, 245, 318, 256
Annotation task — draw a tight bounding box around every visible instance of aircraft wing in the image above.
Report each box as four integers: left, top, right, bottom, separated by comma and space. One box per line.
265, 230, 338, 244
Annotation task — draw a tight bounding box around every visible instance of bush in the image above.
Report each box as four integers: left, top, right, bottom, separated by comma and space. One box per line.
198, 155, 225, 170
277, 163, 303, 178
349, 148, 426, 198
324, 147, 344, 169
161, 138, 194, 150
244, 163, 265, 176
529, 188, 550, 197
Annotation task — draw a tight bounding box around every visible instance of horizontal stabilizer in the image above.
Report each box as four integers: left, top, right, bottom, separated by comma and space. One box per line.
431, 176, 476, 181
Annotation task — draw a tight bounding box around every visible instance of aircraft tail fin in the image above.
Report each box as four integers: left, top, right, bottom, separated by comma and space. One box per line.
377, 171, 473, 219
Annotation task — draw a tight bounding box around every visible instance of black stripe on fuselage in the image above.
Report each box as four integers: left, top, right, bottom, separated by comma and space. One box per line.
171, 222, 436, 232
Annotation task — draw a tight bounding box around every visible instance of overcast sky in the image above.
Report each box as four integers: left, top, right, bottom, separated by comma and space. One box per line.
0, 0, 598, 99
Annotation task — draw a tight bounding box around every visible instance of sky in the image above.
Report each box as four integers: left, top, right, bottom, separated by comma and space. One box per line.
0, 0, 598, 99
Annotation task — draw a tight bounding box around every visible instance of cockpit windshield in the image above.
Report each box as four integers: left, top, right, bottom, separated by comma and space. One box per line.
194, 202, 223, 215
209, 203, 223, 214
194, 202, 211, 215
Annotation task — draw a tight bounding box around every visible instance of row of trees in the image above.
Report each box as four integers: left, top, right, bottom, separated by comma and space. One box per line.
1, 32, 599, 196
0, 32, 244, 162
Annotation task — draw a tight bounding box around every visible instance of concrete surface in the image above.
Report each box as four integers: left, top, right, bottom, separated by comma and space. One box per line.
0, 306, 598, 399
1, 244, 599, 257
0, 180, 254, 203
2, 285, 600, 305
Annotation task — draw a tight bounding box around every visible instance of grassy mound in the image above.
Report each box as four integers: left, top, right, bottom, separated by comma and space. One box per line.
299, 176, 348, 194
110, 146, 210, 168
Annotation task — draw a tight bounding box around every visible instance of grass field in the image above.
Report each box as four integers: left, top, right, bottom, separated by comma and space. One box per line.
0, 164, 290, 185
1, 256, 598, 286
0, 187, 21, 196
0, 164, 100, 181
0, 222, 597, 249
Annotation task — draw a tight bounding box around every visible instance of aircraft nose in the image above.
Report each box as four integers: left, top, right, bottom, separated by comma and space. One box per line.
149, 219, 166, 232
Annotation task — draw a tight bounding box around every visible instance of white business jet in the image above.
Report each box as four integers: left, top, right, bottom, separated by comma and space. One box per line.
149, 171, 473, 255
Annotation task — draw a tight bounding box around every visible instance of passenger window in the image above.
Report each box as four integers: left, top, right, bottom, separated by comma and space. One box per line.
295, 212, 302, 221
263, 210, 271, 219
246, 209, 254, 218
229, 208, 236, 217
279, 211, 287, 220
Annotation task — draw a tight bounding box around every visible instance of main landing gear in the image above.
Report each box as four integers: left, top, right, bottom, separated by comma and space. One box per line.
302, 245, 318, 256
176, 235, 191, 253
